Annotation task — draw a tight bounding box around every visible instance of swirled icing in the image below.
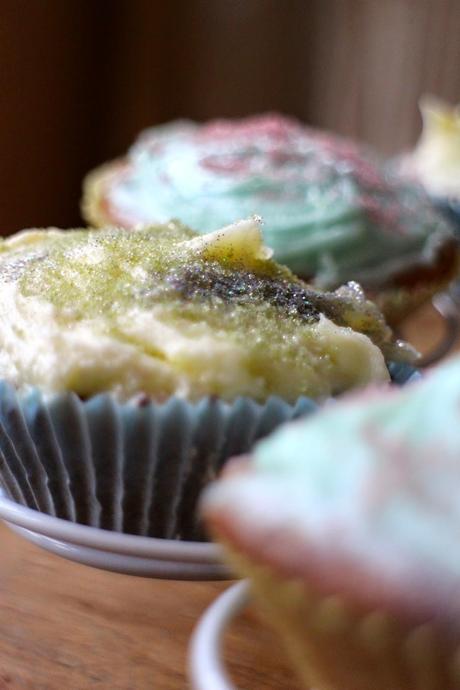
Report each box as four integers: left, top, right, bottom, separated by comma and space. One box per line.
103, 114, 454, 288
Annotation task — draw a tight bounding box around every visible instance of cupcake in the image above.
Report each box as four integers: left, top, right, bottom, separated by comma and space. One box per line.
400, 96, 460, 232
82, 114, 458, 324
0, 217, 413, 540
202, 354, 460, 690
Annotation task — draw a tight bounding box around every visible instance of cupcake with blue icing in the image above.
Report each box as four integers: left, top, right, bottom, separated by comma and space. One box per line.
202, 354, 460, 690
82, 114, 457, 323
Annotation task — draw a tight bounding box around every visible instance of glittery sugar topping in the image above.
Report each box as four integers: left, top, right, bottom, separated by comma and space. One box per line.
165, 265, 321, 323
1, 219, 416, 365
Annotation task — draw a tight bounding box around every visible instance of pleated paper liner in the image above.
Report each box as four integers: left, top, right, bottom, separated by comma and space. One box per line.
0, 364, 420, 543
0, 384, 317, 541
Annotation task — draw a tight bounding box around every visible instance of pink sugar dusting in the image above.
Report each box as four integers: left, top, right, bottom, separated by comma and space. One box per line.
196, 113, 302, 142
196, 115, 424, 235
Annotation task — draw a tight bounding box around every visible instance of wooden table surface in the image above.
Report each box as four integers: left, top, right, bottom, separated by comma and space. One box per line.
0, 303, 457, 690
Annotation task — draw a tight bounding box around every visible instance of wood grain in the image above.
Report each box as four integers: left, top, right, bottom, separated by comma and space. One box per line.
0, 303, 456, 690
0, 522, 301, 690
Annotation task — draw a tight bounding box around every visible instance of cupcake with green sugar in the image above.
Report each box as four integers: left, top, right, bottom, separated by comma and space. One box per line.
0, 217, 416, 539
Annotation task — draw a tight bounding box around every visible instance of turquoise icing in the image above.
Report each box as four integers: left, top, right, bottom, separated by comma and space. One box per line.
253, 355, 460, 574
108, 115, 454, 288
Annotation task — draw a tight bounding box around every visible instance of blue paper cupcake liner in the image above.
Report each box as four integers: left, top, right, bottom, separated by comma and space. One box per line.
0, 364, 419, 542
0, 383, 316, 541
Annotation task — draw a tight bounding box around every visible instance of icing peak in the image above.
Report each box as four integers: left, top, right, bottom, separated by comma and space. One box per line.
182, 216, 273, 269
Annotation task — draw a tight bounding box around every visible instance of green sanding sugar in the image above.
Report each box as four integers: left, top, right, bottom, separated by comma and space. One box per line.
17, 224, 322, 328
0, 221, 414, 367
0, 219, 417, 401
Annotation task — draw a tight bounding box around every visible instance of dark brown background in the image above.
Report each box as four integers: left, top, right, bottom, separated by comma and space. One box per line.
1, 0, 460, 234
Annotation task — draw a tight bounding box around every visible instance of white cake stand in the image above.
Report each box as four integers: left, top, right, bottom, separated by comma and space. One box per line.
0, 492, 232, 580
189, 581, 250, 690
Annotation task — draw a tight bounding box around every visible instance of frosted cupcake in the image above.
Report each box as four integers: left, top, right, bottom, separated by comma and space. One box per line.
202, 355, 460, 689
400, 96, 460, 233
82, 114, 457, 323
0, 217, 413, 539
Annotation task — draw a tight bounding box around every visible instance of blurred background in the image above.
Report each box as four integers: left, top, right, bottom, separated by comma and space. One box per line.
1, 0, 459, 234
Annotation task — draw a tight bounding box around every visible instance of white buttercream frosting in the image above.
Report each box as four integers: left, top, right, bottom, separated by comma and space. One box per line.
0, 220, 392, 401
